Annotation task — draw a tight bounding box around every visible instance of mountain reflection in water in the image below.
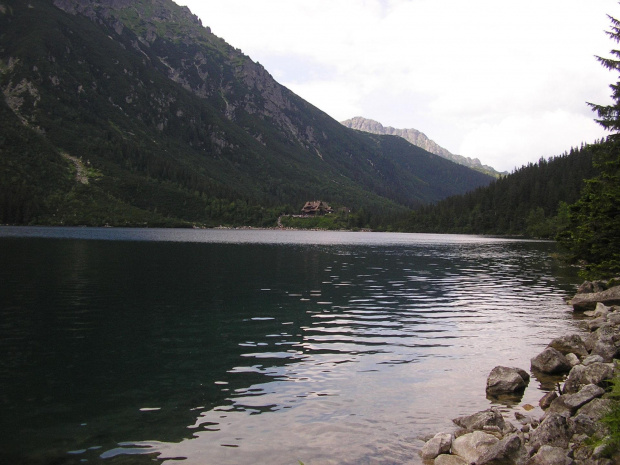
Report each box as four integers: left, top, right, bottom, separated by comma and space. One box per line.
0, 228, 580, 465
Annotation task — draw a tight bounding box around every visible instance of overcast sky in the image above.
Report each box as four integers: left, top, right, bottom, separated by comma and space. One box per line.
175, 0, 620, 172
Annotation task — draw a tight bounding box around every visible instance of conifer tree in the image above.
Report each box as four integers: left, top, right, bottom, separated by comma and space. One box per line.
559, 14, 620, 278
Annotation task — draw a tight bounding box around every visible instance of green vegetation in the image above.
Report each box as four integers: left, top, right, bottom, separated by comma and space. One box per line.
556, 14, 620, 280
392, 144, 598, 237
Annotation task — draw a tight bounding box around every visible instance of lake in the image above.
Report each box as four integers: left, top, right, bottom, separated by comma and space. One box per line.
0, 227, 582, 465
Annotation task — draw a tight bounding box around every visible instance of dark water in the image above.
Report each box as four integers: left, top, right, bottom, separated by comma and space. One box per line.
0, 227, 581, 465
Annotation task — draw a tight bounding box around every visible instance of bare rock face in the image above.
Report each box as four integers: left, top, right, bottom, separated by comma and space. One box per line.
531, 347, 572, 374
486, 366, 530, 396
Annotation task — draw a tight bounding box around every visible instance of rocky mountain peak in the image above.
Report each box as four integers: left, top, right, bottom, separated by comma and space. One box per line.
341, 116, 504, 177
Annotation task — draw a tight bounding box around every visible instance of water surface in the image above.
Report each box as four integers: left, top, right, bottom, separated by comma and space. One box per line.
0, 227, 581, 464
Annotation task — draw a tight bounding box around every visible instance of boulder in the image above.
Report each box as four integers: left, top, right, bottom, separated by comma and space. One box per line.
570, 412, 609, 439
531, 347, 572, 374
486, 366, 530, 396
453, 408, 507, 433
565, 353, 580, 367
594, 302, 611, 318
576, 397, 614, 421
591, 340, 619, 362
608, 311, 620, 326
435, 454, 469, 465
539, 391, 558, 410
420, 432, 453, 460
545, 384, 605, 416
475, 433, 528, 465
571, 285, 620, 311
576, 280, 607, 294
582, 354, 605, 366
588, 317, 608, 331
451, 431, 499, 464
547, 334, 589, 359
529, 413, 571, 452
526, 445, 573, 465
562, 362, 614, 394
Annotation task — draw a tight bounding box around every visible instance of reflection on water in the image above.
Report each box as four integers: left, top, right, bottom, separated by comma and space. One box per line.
0, 228, 580, 464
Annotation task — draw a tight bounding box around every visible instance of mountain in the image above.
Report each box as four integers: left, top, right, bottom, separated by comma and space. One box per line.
0, 0, 494, 227
341, 116, 505, 178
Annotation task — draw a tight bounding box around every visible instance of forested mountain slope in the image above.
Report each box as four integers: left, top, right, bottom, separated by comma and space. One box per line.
0, 0, 493, 226
398, 144, 599, 237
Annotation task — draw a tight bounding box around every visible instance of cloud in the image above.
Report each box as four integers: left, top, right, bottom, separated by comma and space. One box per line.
177, 0, 620, 171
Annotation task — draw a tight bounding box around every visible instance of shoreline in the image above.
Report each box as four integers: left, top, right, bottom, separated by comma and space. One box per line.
420, 279, 620, 465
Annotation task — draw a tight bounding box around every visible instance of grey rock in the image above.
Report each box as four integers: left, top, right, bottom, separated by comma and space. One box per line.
594, 302, 611, 318
453, 408, 507, 433
546, 384, 605, 416
576, 281, 607, 294
576, 397, 614, 421
526, 445, 574, 465
475, 433, 528, 465
539, 391, 558, 410
570, 413, 607, 437
591, 340, 619, 362
571, 285, 620, 311
562, 363, 614, 394
582, 354, 605, 366
548, 334, 589, 359
607, 311, 620, 326
589, 317, 610, 331
531, 348, 572, 375
486, 366, 530, 396
435, 454, 469, 465
421, 432, 453, 460
529, 413, 571, 452
565, 353, 580, 367
451, 431, 499, 464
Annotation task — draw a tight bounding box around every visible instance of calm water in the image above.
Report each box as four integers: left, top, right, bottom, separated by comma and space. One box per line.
0, 227, 581, 465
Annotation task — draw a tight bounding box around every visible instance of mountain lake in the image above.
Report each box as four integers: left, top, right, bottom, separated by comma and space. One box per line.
0, 227, 584, 465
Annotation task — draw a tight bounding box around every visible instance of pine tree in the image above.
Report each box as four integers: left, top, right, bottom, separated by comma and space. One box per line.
559, 14, 620, 279
589, 15, 620, 137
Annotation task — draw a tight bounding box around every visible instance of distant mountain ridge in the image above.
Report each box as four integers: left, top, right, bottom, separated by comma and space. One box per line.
0, 0, 494, 227
341, 117, 504, 177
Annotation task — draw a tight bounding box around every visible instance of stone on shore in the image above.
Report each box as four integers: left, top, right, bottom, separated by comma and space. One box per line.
421, 432, 453, 460
453, 408, 507, 434
545, 384, 605, 416
486, 366, 530, 396
562, 362, 614, 394
526, 445, 574, 465
529, 413, 572, 452
531, 347, 572, 374
451, 431, 499, 463
571, 285, 620, 311
539, 391, 558, 410
547, 334, 589, 359
435, 454, 468, 465
475, 433, 528, 465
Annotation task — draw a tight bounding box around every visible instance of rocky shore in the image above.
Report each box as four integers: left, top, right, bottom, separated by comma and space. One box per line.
420, 279, 620, 465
